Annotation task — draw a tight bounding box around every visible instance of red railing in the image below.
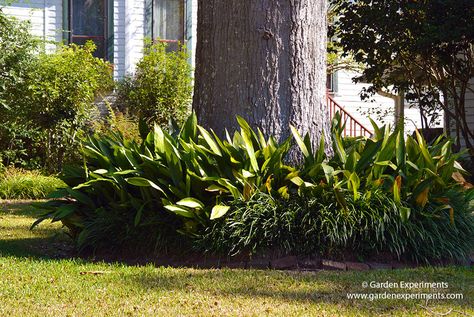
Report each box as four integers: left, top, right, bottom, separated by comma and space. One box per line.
327, 92, 372, 137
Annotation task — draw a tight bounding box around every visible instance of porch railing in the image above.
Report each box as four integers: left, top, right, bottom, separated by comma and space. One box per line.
327, 92, 372, 137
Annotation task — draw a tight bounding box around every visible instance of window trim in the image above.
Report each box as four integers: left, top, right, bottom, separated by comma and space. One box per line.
63, 0, 112, 61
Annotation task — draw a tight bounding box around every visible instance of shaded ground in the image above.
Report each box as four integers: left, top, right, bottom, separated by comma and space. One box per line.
0, 200, 473, 316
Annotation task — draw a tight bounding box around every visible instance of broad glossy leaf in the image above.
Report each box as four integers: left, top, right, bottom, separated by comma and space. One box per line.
315, 133, 326, 164
198, 125, 222, 156
355, 139, 381, 172
164, 205, 195, 218
180, 112, 197, 141
126, 177, 166, 195
210, 205, 230, 220
92, 169, 108, 175
176, 197, 205, 209
396, 130, 406, 172
241, 128, 259, 172
290, 125, 310, 159
400, 207, 411, 222
242, 169, 255, 178
348, 172, 360, 200
393, 175, 402, 203
321, 163, 335, 184
52, 204, 77, 221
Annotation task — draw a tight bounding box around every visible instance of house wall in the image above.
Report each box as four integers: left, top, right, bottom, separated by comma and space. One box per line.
2, 0, 62, 51
114, 0, 145, 78
333, 70, 443, 135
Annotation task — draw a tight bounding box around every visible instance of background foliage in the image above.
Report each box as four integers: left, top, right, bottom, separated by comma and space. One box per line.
331, 0, 474, 151
0, 18, 114, 171
115, 41, 193, 127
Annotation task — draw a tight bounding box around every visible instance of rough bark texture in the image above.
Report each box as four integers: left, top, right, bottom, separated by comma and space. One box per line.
193, 0, 332, 159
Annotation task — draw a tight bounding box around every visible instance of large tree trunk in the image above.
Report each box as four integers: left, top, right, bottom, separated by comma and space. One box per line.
193, 0, 332, 160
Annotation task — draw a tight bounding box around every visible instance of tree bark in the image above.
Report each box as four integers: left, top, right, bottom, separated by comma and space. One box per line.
193, 0, 332, 160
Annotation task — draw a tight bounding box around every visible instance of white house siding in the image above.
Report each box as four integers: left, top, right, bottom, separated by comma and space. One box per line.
185, 0, 197, 69
114, 0, 145, 79
2, 0, 62, 52
332, 70, 442, 135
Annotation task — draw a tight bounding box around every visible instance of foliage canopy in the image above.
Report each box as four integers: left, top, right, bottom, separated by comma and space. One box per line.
332, 0, 474, 149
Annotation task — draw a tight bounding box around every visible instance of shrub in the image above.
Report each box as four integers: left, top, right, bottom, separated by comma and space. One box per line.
0, 10, 39, 111
0, 167, 66, 199
0, 10, 42, 169
24, 42, 114, 171
33, 114, 474, 262
294, 113, 470, 224
0, 121, 44, 169
1, 41, 114, 171
33, 114, 301, 251
115, 41, 193, 126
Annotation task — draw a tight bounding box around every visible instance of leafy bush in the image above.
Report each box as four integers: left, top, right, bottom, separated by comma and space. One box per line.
0, 10, 39, 111
0, 167, 66, 199
34, 113, 474, 262
115, 41, 193, 126
0, 121, 44, 169
294, 113, 469, 224
0, 41, 114, 171
0, 10, 42, 169
34, 114, 302, 251
24, 42, 114, 171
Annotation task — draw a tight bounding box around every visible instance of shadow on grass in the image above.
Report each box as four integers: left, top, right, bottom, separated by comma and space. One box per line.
0, 199, 46, 217
0, 236, 73, 259
1, 201, 472, 315
124, 267, 473, 315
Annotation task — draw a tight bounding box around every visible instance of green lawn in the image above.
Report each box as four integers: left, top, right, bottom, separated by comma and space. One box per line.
0, 201, 473, 316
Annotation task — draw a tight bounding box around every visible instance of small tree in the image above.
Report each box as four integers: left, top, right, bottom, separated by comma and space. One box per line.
0, 9, 41, 167
333, 0, 474, 150
0, 9, 39, 111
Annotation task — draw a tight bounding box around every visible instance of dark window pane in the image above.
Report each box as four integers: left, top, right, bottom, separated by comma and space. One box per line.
72, 0, 105, 36
70, 0, 107, 59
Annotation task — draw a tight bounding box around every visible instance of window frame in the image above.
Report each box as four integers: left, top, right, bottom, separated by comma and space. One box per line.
327, 71, 339, 94
64, 0, 111, 60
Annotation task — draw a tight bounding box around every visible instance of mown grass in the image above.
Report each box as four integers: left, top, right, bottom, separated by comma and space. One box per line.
0, 200, 473, 317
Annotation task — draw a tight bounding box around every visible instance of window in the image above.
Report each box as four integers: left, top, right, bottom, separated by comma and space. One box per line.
67, 0, 108, 59
327, 72, 338, 94
153, 0, 185, 51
